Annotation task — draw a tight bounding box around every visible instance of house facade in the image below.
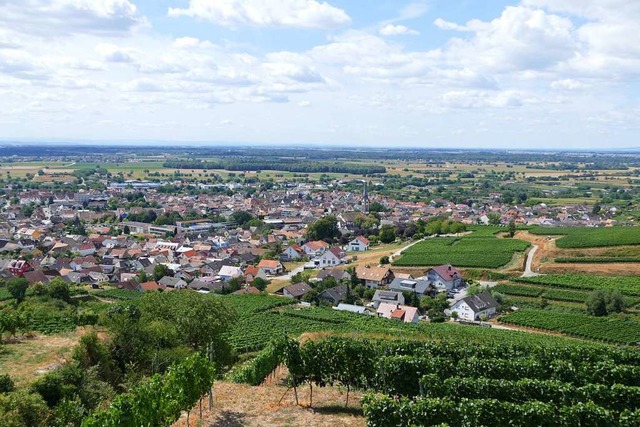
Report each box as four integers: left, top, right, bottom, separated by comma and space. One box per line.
450, 292, 499, 321
347, 236, 369, 252
427, 264, 465, 290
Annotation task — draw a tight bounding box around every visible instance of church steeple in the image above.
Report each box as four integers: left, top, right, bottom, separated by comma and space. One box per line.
363, 180, 369, 214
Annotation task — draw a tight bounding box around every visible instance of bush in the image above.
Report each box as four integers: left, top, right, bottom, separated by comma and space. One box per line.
0, 375, 14, 394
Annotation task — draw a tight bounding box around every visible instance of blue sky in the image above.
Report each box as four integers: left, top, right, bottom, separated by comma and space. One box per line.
0, 0, 639, 149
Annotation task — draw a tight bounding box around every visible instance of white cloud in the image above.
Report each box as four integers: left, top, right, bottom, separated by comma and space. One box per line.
0, 0, 146, 36
298, 100, 312, 107
550, 79, 585, 90
433, 18, 486, 32
379, 24, 419, 36
440, 89, 536, 109
96, 44, 136, 63
168, 0, 351, 29
444, 6, 578, 73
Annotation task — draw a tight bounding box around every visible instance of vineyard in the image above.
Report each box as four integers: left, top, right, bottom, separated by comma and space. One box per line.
556, 257, 640, 263
393, 234, 529, 268
514, 274, 640, 296
500, 309, 640, 345
528, 226, 640, 248
494, 283, 639, 305
248, 335, 640, 427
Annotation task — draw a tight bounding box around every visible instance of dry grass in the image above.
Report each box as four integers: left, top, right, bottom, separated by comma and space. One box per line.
514, 231, 640, 275
0, 328, 85, 386
173, 371, 365, 427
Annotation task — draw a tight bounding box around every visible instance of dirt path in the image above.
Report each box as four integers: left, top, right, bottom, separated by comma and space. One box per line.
514, 231, 640, 275
522, 245, 539, 277
174, 379, 365, 427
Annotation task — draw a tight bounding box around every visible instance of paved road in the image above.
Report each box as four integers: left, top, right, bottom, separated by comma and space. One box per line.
277, 264, 306, 281
522, 244, 539, 277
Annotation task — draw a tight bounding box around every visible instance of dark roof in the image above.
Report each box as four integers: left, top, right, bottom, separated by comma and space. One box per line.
319, 284, 348, 302
23, 269, 49, 285
284, 283, 313, 298
461, 292, 499, 312
316, 269, 350, 281
389, 277, 433, 294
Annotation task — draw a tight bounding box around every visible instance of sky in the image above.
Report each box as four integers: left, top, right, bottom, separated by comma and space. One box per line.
0, 0, 639, 150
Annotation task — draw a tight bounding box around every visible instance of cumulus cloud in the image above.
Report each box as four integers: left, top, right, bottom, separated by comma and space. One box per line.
444, 6, 578, 73
168, 0, 351, 29
379, 24, 419, 36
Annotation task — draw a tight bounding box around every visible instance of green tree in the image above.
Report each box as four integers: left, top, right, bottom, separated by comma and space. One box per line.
139, 292, 237, 354
0, 389, 51, 426
231, 210, 254, 227
379, 256, 390, 265
487, 212, 502, 226
48, 278, 71, 303
306, 215, 340, 241
378, 225, 396, 244
253, 277, 268, 292
586, 290, 608, 317
7, 278, 29, 304
152, 264, 173, 281
508, 219, 516, 238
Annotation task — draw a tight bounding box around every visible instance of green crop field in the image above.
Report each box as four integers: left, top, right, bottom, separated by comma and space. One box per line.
500, 309, 640, 345
529, 226, 640, 248
515, 274, 640, 296
393, 232, 529, 268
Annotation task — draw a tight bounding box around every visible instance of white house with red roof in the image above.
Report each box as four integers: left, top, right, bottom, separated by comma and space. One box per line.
281, 243, 305, 261
257, 259, 284, 275
427, 264, 465, 290
347, 235, 370, 252
302, 240, 329, 257
376, 302, 419, 323
315, 247, 345, 268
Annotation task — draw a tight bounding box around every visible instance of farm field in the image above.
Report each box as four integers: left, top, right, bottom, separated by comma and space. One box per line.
219, 294, 615, 354
500, 309, 640, 345
513, 230, 640, 275
232, 334, 640, 427
528, 226, 640, 248
514, 274, 640, 296
393, 229, 529, 268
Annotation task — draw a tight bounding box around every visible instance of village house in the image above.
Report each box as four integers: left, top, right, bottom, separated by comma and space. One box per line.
450, 292, 499, 321
302, 240, 329, 257
319, 284, 349, 306
347, 235, 370, 252
257, 259, 284, 276
218, 265, 243, 282
388, 277, 434, 299
315, 268, 350, 282
315, 247, 345, 268
427, 264, 465, 290
356, 264, 394, 289
376, 302, 419, 323
282, 282, 313, 299
371, 290, 405, 309
280, 244, 305, 261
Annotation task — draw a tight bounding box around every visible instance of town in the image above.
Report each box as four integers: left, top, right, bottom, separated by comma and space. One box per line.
1, 147, 640, 426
